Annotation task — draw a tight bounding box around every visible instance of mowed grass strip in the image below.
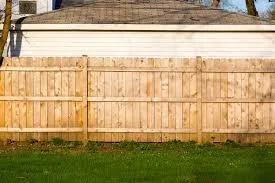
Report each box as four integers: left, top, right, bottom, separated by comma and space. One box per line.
0, 140, 274, 183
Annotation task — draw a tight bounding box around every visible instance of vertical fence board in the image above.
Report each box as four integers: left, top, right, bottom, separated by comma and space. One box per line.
0, 68, 4, 141
3, 58, 12, 141
47, 58, 56, 140
40, 58, 48, 141
61, 58, 69, 141
54, 58, 62, 140
68, 58, 76, 141
0, 57, 274, 143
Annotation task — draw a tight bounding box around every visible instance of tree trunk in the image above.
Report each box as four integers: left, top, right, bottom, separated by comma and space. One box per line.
245, 0, 258, 16
211, 0, 220, 8
0, 0, 12, 58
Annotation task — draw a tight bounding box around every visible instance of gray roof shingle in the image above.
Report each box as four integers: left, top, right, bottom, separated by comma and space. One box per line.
17, 0, 274, 24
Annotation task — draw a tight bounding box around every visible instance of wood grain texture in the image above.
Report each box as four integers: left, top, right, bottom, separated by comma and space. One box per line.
0, 57, 274, 143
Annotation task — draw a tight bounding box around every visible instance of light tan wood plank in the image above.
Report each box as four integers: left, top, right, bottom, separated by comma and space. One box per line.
241, 73, 249, 98
61, 58, 70, 140
190, 73, 197, 98
234, 103, 242, 129
249, 103, 256, 129
175, 72, 183, 131
17, 58, 27, 141
111, 72, 119, 97
168, 103, 176, 129
228, 73, 234, 98
228, 103, 235, 129
263, 103, 270, 130
182, 103, 190, 141
147, 72, 154, 98
161, 102, 169, 129
241, 103, 249, 130
220, 103, 228, 141
255, 103, 263, 129
161, 72, 169, 98
11, 58, 20, 141
202, 129, 275, 133
271, 74, 275, 99
147, 102, 154, 129
139, 71, 148, 141
25, 58, 34, 140
97, 70, 105, 141
54, 58, 62, 140
104, 71, 112, 141
235, 73, 242, 98
189, 103, 197, 141
154, 102, 162, 141
153, 70, 162, 141
118, 102, 126, 141
182, 73, 190, 98
87, 128, 197, 133
104, 102, 112, 142
248, 73, 256, 99
0, 70, 4, 135
82, 57, 88, 142
67, 58, 77, 141
256, 73, 263, 99
125, 102, 133, 141
0, 128, 82, 133
271, 103, 275, 130
168, 73, 176, 98
38, 58, 47, 141
220, 73, 228, 98
263, 73, 271, 99
125, 72, 133, 97
4, 58, 12, 140
111, 102, 119, 142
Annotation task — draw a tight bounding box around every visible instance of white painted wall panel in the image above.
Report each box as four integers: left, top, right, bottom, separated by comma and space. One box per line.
5, 31, 275, 58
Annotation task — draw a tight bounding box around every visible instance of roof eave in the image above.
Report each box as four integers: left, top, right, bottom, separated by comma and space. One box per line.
1, 24, 275, 32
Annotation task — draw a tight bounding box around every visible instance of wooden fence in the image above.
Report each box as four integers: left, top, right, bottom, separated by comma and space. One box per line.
0, 57, 275, 143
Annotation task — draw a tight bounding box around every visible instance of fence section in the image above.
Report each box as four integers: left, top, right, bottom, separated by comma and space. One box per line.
86, 58, 199, 142
201, 59, 275, 143
0, 57, 274, 143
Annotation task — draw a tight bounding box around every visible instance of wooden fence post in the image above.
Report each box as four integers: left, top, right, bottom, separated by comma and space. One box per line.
82, 55, 88, 144
196, 56, 202, 144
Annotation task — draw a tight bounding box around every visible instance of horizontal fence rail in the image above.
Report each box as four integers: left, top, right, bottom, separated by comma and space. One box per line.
0, 57, 275, 143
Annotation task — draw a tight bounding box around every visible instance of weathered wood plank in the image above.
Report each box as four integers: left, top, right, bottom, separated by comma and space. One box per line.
54, 58, 62, 140
68, 57, 77, 141
40, 58, 48, 141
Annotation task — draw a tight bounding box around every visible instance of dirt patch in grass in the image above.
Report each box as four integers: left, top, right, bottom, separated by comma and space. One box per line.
0, 139, 272, 153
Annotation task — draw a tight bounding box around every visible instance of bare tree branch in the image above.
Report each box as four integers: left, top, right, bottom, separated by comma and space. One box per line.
0, 0, 12, 58
211, 0, 220, 8
245, 0, 258, 16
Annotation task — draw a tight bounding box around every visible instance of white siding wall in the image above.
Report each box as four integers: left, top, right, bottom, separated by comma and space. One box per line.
5, 30, 275, 58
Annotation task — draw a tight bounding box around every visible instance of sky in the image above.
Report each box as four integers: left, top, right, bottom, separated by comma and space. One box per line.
202, 0, 275, 18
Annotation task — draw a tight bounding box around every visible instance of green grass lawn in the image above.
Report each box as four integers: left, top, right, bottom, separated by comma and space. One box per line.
0, 140, 274, 183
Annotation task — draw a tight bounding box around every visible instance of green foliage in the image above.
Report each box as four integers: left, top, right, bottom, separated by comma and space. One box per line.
0, 144, 274, 183
201, 141, 215, 148
223, 139, 242, 148
87, 141, 102, 152
51, 138, 66, 146
163, 140, 197, 149
113, 141, 153, 151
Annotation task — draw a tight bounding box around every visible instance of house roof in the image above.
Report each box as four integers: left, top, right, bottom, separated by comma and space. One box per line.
17, 0, 274, 24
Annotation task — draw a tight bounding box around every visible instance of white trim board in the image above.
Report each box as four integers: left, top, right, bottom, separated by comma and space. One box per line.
1, 24, 275, 32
